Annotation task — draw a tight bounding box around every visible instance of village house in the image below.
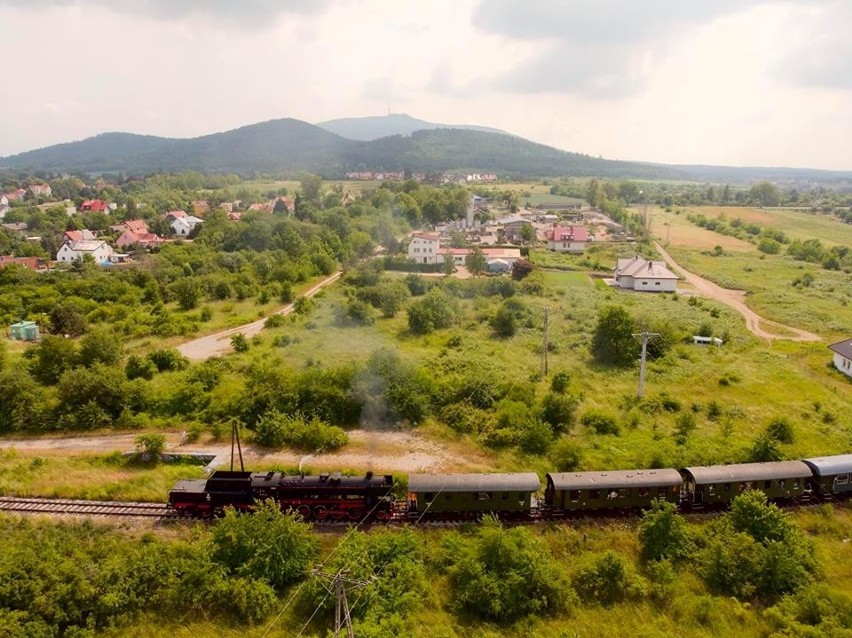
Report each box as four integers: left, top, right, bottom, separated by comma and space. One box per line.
613, 255, 678, 292
63, 229, 97, 242
28, 184, 52, 198
0, 255, 43, 271
829, 338, 852, 379
79, 199, 109, 212
110, 219, 150, 235
56, 240, 114, 264
4, 188, 26, 202
167, 210, 204, 236
546, 224, 589, 254
116, 230, 164, 249
407, 232, 441, 264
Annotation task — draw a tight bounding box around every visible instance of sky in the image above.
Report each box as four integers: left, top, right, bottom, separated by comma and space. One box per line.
1, 0, 851, 170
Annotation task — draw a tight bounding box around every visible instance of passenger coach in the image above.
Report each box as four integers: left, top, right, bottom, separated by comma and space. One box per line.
681, 461, 812, 506
406, 473, 540, 519
544, 469, 682, 514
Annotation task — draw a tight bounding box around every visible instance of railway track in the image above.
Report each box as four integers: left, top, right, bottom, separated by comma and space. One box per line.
0, 496, 176, 518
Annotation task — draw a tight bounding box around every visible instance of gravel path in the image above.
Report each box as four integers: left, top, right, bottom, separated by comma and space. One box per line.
0, 429, 474, 473
177, 271, 342, 360
655, 242, 821, 342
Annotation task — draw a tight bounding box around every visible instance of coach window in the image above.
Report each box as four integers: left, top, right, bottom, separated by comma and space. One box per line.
764, 480, 773, 489
837, 474, 849, 485
589, 490, 600, 499
638, 487, 650, 498
501, 492, 509, 501
444, 493, 453, 500
618, 488, 628, 499
724, 484, 731, 493
793, 479, 800, 490
476, 492, 492, 501
569, 490, 581, 502
745, 482, 753, 490
425, 492, 434, 503
779, 479, 786, 488
708, 485, 716, 496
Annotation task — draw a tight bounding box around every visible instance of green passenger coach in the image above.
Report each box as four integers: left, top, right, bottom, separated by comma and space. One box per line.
545, 469, 682, 513
407, 473, 540, 518
681, 461, 812, 506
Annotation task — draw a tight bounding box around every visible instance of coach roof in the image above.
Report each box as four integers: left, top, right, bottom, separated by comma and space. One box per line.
682, 461, 811, 484
408, 473, 540, 493
546, 469, 682, 491
802, 454, 852, 477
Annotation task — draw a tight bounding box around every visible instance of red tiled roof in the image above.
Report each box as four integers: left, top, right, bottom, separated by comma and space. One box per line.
546, 225, 589, 242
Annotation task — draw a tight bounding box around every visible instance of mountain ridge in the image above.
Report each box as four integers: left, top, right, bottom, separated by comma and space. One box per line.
316, 113, 509, 141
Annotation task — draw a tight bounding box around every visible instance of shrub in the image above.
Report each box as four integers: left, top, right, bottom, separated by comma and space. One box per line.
125, 354, 156, 380
748, 433, 784, 462
446, 516, 569, 621
263, 314, 287, 329
147, 348, 189, 372
211, 500, 318, 591
766, 416, 794, 444
253, 411, 348, 452
581, 410, 620, 436
573, 552, 645, 606
490, 298, 531, 338
550, 370, 571, 394
673, 412, 696, 445
341, 298, 375, 326
407, 288, 458, 334
639, 499, 692, 562
230, 333, 249, 353
134, 433, 166, 460
541, 393, 580, 433
550, 437, 583, 471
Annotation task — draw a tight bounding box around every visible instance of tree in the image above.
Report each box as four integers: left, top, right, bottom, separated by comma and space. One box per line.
407, 288, 458, 334
591, 306, 638, 366
639, 499, 691, 562
573, 552, 645, 606
465, 247, 487, 276
299, 173, 323, 206
25, 335, 78, 385
49, 302, 88, 336
511, 259, 535, 280
490, 298, 530, 338
79, 328, 123, 367
211, 500, 319, 591
171, 278, 201, 311
750, 181, 781, 208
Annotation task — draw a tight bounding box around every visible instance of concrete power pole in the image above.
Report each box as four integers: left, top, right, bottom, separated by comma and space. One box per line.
541, 307, 549, 377
632, 330, 659, 398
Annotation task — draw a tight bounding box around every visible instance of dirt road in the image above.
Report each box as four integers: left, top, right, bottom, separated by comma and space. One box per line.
0, 429, 477, 473
654, 242, 821, 342
177, 271, 342, 360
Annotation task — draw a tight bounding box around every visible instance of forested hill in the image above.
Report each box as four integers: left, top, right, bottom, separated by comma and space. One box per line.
0, 118, 685, 179
316, 113, 509, 141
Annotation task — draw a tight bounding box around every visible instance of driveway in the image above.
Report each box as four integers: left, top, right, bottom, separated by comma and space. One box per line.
655, 242, 820, 342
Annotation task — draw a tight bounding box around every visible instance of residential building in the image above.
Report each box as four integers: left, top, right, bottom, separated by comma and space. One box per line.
613, 255, 678, 292
0, 255, 42, 271
829, 338, 852, 378
4, 188, 26, 202
63, 229, 97, 242
546, 225, 589, 253
169, 214, 204, 236
408, 232, 441, 264
110, 219, 149, 235
116, 230, 164, 249
79, 199, 109, 212
28, 184, 52, 198
56, 240, 114, 264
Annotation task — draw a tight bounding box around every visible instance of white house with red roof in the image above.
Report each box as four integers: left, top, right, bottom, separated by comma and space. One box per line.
546, 225, 589, 254
169, 213, 204, 236
408, 232, 441, 264
829, 338, 852, 378
4, 188, 26, 202
614, 255, 678, 292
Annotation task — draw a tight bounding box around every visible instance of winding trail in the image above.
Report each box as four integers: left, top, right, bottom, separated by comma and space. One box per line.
654, 242, 821, 342
177, 271, 342, 360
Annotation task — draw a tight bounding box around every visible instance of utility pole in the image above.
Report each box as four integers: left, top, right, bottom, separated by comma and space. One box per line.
313, 569, 373, 638
229, 419, 244, 472
632, 329, 659, 398
541, 307, 549, 377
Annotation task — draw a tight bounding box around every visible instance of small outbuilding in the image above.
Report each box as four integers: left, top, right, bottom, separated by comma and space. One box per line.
9, 320, 39, 341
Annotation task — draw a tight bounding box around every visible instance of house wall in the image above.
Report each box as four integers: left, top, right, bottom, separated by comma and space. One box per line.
834, 353, 852, 378
407, 237, 440, 264
547, 239, 586, 253
632, 278, 677, 292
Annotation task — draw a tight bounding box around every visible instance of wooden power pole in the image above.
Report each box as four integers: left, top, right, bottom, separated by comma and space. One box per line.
541, 307, 549, 377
